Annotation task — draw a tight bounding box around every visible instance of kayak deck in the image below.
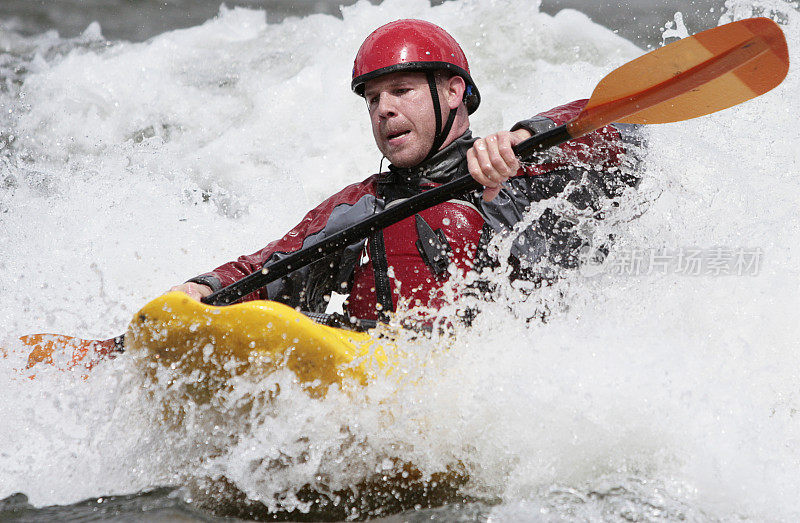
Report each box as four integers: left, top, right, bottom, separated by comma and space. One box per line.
125, 292, 391, 395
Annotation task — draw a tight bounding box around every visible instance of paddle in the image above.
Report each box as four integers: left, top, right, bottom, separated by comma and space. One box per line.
16, 334, 123, 371
12, 16, 789, 365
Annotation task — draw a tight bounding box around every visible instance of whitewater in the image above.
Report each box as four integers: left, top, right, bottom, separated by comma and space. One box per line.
1, 0, 799, 520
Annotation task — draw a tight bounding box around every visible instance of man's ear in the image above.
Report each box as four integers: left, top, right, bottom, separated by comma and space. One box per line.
444, 75, 466, 111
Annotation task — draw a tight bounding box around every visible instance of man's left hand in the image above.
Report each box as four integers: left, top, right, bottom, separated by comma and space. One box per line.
467, 129, 532, 202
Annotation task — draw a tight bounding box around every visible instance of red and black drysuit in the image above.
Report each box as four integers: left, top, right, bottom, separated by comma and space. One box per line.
188, 100, 644, 321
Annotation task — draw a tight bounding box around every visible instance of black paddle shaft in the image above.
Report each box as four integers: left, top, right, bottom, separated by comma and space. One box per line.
203, 124, 572, 306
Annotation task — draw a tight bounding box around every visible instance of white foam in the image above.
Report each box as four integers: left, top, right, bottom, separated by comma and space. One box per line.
1, 0, 798, 519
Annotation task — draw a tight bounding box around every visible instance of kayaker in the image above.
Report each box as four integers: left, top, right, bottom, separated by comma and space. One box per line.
170, 19, 642, 321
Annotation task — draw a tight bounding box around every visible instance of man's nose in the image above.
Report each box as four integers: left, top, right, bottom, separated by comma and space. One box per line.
376, 93, 397, 118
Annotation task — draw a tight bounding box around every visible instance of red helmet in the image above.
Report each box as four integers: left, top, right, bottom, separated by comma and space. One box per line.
351, 19, 480, 114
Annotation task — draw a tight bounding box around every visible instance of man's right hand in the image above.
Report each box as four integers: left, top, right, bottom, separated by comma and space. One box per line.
467, 129, 532, 202
169, 282, 213, 301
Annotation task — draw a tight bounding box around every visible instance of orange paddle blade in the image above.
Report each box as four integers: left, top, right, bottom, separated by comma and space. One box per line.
18, 333, 121, 371
570, 17, 789, 136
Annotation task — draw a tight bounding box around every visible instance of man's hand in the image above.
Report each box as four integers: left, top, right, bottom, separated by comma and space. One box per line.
467, 129, 532, 202
169, 282, 213, 301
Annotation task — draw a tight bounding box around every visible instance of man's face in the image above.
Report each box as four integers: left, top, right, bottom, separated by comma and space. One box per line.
364, 72, 439, 168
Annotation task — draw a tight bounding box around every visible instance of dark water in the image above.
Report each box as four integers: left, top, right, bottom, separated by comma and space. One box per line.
1, 488, 494, 522
0, 485, 491, 521
0, 489, 207, 522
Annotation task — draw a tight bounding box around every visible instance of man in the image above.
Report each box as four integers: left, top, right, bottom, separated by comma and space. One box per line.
170, 19, 641, 322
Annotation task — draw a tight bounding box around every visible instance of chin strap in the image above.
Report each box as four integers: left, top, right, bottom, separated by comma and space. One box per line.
424, 72, 458, 163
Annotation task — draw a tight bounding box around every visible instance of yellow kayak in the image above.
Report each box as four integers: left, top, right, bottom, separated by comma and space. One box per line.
15, 293, 392, 395
124, 292, 392, 398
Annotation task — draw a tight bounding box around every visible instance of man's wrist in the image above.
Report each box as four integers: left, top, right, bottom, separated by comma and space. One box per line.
186, 275, 220, 292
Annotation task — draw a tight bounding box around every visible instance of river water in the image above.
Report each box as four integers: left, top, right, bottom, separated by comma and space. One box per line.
1, 0, 798, 521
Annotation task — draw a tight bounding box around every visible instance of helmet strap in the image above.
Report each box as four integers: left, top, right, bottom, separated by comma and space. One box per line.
424, 72, 457, 163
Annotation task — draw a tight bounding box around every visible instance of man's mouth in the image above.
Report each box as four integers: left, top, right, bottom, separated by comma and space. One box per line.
386, 130, 410, 142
